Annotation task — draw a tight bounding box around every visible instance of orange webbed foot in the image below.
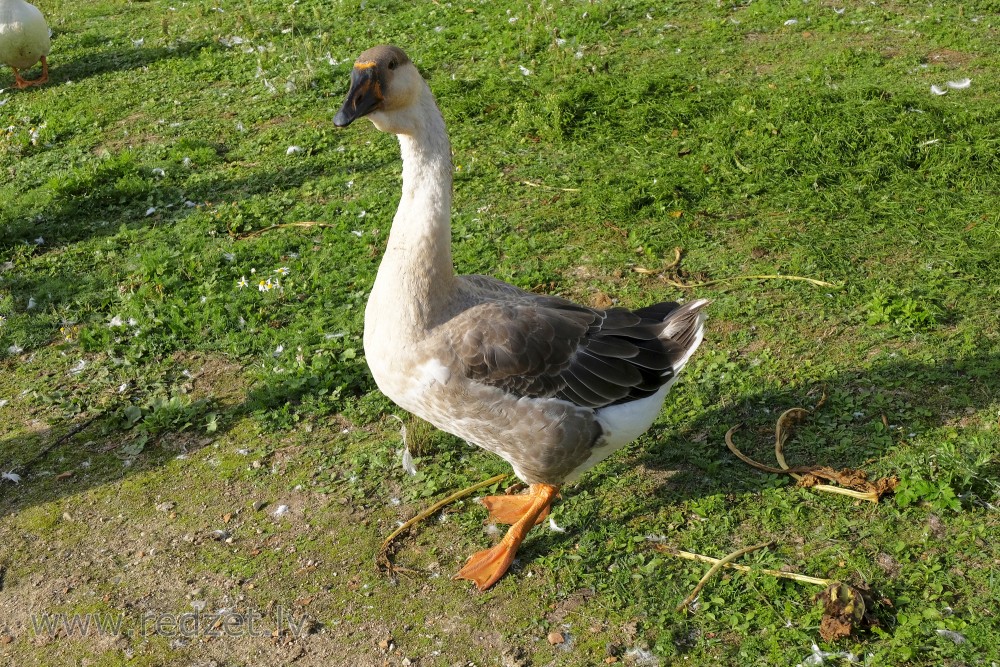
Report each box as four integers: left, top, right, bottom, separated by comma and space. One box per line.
454, 541, 520, 591
454, 483, 559, 591
481, 492, 552, 526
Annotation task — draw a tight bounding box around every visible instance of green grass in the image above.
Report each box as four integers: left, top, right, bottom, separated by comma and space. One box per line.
1, 0, 999, 665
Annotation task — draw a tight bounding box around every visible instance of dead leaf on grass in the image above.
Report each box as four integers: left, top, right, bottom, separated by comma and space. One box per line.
817, 582, 879, 641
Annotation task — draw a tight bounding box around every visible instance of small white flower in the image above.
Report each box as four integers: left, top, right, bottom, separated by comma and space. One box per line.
223, 253, 235, 262
274, 266, 290, 276
508, 16, 519, 23
108, 315, 124, 327
351, 230, 363, 237
273, 344, 284, 357
8, 344, 23, 355
0, 315, 6, 326
358, 210, 366, 218
286, 145, 303, 155
284, 80, 296, 93
237, 276, 249, 288
182, 156, 192, 167
946, 78, 971, 89
556, 38, 566, 46
0, 399, 7, 407
132, 38, 144, 47
235, 121, 245, 132
2, 471, 21, 484
145, 206, 157, 216
152, 168, 165, 177
518, 65, 532, 76
930, 84, 948, 95
346, 180, 353, 188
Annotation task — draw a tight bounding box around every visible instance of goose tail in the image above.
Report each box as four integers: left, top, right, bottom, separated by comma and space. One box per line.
658, 298, 710, 374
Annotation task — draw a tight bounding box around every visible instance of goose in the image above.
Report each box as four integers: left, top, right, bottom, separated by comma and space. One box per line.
0, 0, 50, 89
334, 45, 709, 591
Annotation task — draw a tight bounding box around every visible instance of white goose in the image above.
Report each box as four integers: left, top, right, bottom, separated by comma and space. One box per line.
0, 0, 50, 89
334, 45, 708, 590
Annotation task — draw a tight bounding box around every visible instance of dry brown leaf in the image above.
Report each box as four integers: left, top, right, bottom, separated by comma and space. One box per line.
818, 583, 865, 641
817, 582, 879, 641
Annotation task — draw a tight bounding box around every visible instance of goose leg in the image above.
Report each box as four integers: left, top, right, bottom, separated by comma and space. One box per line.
12, 57, 48, 89
454, 483, 559, 591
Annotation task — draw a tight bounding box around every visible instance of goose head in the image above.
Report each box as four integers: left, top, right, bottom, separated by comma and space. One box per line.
333, 45, 429, 135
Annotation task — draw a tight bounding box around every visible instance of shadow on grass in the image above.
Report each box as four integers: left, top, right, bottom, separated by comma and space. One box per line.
2, 38, 222, 94
595, 348, 997, 502
1, 156, 379, 253
2, 347, 997, 536
59, 40, 222, 88
0, 153, 391, 359
516, 347, 1000, 568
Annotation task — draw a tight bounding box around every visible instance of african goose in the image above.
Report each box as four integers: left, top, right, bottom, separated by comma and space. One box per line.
0, 0, 50, 89
334, 45, 708, 591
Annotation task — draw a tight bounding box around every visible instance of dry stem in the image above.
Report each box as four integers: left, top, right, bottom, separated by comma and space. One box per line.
520, 180, 581, 192
230, 220, 338, 239
660, 547, 835, 587
676, 541, 775, 612
378, 473, 510, 573
663, 273, 839, 289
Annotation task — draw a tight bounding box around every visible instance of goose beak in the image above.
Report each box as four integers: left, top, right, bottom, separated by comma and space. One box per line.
334, 67, 383, 127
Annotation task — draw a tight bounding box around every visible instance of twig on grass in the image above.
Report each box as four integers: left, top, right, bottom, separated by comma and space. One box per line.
378, 473, 510, 575
631, 245, 840, 288
663, 273, 840, 289
229, 221, 338, 240
725, 403, 898, 503
658, 546, 835, 588
675, 541, 775, 612
634, 247, 683, 275
520, 180, 581, 192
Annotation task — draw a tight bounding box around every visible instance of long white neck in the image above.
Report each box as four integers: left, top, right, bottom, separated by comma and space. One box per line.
368, 84, 455, 333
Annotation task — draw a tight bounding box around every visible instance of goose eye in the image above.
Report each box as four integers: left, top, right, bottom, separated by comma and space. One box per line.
388, 60, 397, 70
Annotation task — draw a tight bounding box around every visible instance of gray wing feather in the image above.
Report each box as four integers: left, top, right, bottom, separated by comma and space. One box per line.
448, 286, 708, 410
